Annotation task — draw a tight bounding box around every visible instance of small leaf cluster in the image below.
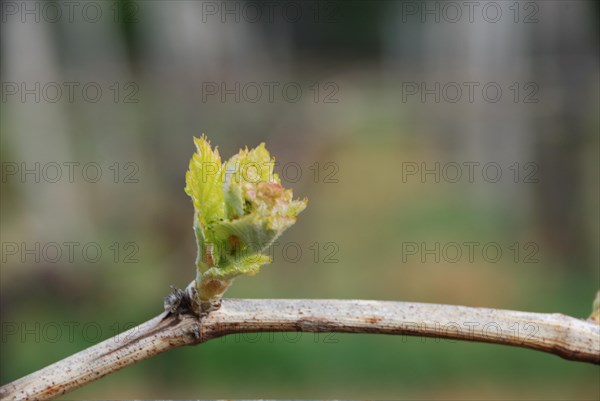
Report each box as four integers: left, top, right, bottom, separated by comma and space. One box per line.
185, 135, 307, 302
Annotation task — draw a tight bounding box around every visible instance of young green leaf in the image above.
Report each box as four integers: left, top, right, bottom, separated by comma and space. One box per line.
589, 290, 600, 324
185, 135, 307, 304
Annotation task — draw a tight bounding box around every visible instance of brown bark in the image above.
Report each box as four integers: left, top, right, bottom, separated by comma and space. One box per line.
2, 298, 599, 401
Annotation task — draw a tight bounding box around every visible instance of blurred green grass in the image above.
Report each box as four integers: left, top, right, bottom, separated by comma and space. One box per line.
2, 136, 599, 399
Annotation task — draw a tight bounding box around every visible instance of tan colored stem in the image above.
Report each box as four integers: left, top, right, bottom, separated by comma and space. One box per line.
1, 299, 599, 400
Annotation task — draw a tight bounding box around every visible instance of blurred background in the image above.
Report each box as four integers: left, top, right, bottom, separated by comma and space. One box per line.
1, 0, 599, 399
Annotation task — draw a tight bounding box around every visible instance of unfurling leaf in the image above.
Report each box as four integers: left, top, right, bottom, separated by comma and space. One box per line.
589, 290, 600, 324
185, 135, 307, 303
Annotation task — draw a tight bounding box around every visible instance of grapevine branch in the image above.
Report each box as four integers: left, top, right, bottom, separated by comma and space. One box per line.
1, 292, 599, 401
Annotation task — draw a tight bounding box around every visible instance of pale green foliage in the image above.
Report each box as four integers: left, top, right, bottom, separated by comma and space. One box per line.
185, 135, 307, 302
185, 136, 225, 232
590, 291, 600, 324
